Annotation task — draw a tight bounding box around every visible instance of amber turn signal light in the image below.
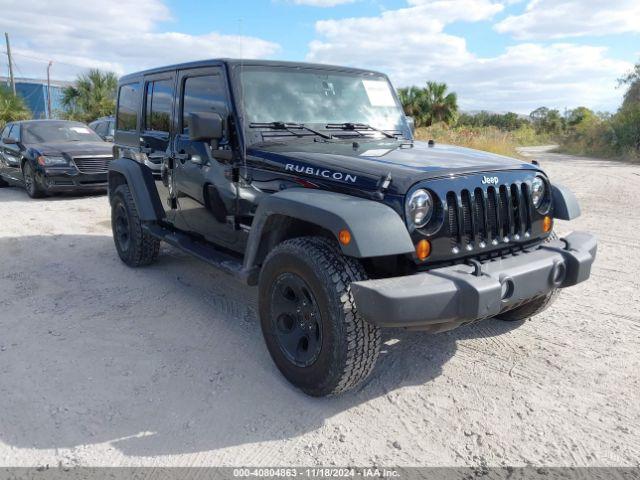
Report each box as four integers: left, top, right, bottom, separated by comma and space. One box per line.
415, 239, 431, 260
543, 216, 553, 233
338, 229, 351, 246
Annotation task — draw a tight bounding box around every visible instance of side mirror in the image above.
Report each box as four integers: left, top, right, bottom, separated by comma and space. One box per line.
104, 135, 114, 142
2, 137, 17, 145
188, 112, 224, 146
406, 116, 416, 135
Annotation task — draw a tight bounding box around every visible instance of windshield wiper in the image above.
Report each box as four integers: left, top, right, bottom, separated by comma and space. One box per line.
249, 122, 333, 140
325, 122, 397, 139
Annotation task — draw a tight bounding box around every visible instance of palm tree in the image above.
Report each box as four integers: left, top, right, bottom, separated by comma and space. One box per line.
62, 69, 118, 123
0, 86, 31, 128
397, 82, 458, 127
397, 86, 425, 121
421, 81, 458, 126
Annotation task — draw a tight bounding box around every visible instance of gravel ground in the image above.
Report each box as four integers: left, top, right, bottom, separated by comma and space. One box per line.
0, 147, 638, 468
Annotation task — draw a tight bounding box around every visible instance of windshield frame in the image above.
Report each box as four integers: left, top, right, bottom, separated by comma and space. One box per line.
22, 121, 104, 144
231, 64, 412, 146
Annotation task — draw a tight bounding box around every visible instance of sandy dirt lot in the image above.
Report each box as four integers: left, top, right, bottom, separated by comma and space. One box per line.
0, 147, 638, 468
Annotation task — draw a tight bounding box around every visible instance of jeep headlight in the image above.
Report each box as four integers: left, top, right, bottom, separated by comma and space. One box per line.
531, 176, 546, 209
406, 189, 433, 229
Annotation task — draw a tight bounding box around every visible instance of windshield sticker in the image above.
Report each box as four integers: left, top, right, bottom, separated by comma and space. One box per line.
360, 149, 392, 157
70, 127, 92, 134
362, 80, 396, 107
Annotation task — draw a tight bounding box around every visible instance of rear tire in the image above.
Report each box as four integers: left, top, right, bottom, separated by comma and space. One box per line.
258, 236, 381, 397
111, 184, 160, 267
22, 162, 46, 198
495, 232, 560, 322
0, 174, 9, 187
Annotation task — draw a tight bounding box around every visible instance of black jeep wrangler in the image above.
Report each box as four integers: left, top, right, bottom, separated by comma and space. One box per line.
108, 59, 596, 396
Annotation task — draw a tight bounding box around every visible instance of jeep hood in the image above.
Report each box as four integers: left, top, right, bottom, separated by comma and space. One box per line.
248, 139, 539, 194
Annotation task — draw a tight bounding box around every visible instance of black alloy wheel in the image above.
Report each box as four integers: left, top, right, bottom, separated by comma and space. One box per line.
114, 202, 132, 253
270, 272, 323, 368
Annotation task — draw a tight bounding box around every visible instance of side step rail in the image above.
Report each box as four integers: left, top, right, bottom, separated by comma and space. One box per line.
143, 223, 250, 281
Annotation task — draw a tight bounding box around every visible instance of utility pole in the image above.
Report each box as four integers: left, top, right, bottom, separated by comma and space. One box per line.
4, 32, 16, 95
47, 61, 53, 118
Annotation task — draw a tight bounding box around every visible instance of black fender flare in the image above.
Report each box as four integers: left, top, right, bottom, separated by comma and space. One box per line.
551, 183, 581, 220
108, 158, 165, 222
243, 188, 414, 272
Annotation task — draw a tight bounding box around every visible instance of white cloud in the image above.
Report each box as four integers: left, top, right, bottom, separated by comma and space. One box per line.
0, 0, 280, 80
495, 0, 640, 40
290, 0, 357, 6
306, 0, 632, 112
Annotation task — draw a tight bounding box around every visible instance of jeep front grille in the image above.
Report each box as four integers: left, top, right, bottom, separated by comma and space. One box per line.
73, 156, 112, 174
446, 182, 532, 251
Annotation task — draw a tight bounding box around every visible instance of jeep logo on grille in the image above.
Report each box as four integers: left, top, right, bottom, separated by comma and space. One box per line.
481, 175, 499, 185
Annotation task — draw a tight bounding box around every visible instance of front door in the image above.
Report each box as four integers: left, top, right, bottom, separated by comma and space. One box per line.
171, 67, 241, 250
140, 72, 176, 220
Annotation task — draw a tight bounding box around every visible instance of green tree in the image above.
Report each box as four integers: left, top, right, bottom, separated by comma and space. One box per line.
456, 111, 528, 131
0, 86, 31, 129
618, 62, 640, 109
529, 107, 564, 135
61, 69, 118, 123
398, 81, 458, 127
566, 107, 596, 127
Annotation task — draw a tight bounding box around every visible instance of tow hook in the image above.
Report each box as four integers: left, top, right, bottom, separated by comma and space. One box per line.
466, 258, 484, 277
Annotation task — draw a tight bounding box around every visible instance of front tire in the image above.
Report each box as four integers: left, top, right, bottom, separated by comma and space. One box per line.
259, 237, 381, 397
22, 162, 46, 198
111, 184, 160, 267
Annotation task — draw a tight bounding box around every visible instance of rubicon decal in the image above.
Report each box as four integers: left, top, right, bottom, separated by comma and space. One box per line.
285, 163, 358, 183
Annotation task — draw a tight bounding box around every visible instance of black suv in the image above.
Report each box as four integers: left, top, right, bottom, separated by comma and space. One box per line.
89, 116, 115, 142
108, 59, 596, 396
0, 120, 113, 197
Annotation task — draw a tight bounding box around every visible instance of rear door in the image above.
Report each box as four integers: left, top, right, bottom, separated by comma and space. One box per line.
171, 66, 241, 248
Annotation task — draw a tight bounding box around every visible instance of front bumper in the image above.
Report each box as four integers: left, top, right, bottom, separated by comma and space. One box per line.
351, 231, 597, 329
40, 167, 108, 192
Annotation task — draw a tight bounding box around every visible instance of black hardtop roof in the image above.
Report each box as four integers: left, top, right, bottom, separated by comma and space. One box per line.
118, 58, 387, 84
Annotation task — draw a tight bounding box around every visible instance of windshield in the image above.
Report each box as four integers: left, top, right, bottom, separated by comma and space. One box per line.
238, 66, 406, 134
22, 122, 103, 143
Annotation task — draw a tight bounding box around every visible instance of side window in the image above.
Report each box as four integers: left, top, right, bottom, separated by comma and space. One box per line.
182, 73, 228, 136
144, 79, 173, 133
7, 124, 19, 141
94, 122, 108, 136
0, 125, 10, 139
116, 82, 140, 131
108, 121, 115, 136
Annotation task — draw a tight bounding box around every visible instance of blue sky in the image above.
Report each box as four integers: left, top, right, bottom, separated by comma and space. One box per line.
2, 0, 639, 113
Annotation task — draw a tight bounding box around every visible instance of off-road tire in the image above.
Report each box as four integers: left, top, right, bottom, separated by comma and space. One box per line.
495, 232, 560, 322
22, 162, 46, 198
259, 236, 381, 397
111, 184, 160, 267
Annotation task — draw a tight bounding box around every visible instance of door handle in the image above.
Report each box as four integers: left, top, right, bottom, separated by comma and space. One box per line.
175, 151, 190, 163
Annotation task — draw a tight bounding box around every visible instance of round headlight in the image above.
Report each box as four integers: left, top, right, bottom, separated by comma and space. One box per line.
531, 176, 546, 209
406, 189, 433, 229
